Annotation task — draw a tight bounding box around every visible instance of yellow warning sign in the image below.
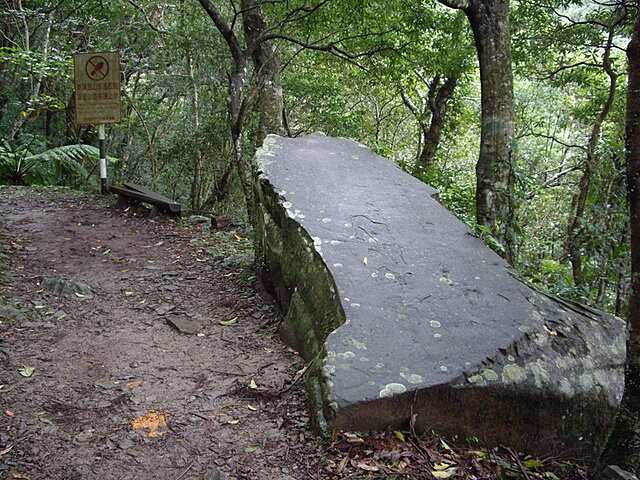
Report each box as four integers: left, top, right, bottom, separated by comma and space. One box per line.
73, 51, 122, 125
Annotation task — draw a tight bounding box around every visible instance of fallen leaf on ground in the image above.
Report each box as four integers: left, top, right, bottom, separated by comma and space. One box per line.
0, 445, 13, 455
131, 410, 169, 438
356, 461, 379, 472
219, 317, 237, 326
524, 459, 544, 469
18, 366, 35, 377
432, 467, 457, 479
344, 432, 364, 443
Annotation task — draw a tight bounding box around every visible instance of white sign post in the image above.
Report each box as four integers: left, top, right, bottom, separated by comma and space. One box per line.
73, 51, 122, 194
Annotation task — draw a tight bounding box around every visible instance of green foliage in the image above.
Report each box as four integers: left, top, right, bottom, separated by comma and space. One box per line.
408, 160, 476, 224
0, 136, 100, 187
510, 0, 629, 313
0, 45, 71, 122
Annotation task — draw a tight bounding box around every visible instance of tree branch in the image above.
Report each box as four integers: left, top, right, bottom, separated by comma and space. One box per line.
544, 60, 604, 78
125, 0, 167, 34
259, 28, 401, 60
525, 165, 581, 199
437, 0, 472, 11
520, 131, 588, 152
196, 0, 245, 62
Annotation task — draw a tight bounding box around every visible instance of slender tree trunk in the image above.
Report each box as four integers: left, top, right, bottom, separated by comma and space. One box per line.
593, 8, 640, 475
197, 0, 255, 214
565, 169, 589, 287
188, 55, 206, 210
564, 11, 621, 289
403, 75, 458, 173
10, 8, 53, 138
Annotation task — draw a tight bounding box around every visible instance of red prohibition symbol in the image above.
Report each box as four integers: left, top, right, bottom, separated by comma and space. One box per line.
86, 55, 109, 81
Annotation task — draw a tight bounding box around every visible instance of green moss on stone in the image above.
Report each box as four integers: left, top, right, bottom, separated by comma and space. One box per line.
502, 364, 527, 384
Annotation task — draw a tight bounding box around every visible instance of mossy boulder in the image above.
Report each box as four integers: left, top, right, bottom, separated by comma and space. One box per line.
252, 133, 626, 460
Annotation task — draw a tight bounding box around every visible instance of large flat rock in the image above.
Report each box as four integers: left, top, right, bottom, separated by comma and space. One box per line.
252, 133, 626, 459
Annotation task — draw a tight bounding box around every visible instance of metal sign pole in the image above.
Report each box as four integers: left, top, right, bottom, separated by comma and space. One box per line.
99, 124, 107, 194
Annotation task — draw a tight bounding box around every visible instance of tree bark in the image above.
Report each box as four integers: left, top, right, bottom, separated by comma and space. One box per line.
592, 8, 640, 475
187, 55, 206, 210
438, 0, 516, 264
241, 0, 285, 146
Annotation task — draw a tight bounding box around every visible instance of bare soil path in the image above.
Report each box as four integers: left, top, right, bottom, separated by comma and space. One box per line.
0, 187, 314, 480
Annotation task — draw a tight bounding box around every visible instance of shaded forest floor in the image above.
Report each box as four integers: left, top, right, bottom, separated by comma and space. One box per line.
0, 186, 592, 479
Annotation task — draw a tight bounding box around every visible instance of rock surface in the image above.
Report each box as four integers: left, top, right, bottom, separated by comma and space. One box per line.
41, 276, 93, 298
600, 466, 639, 480
253, 132, 627, 459
166, 314, 201, 335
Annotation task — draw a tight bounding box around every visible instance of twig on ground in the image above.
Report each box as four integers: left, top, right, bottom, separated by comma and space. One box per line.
175, 459, 195, 480
505, 446, 532, 480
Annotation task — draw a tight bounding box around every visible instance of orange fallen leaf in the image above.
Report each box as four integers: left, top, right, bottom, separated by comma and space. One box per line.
125, 381, 143, 389
131, 410, 169, 438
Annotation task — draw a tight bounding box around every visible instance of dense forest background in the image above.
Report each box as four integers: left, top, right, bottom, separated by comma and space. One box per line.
0, 0, 635, 318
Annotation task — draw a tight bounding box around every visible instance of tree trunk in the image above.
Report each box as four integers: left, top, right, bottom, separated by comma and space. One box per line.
563, 10, 621, 290
592, 9, 640, 475
565, 171, 589, 287
411, 75, 458, 173
466, 0, 516, 264
241, 0, 285, 146
188, 55, 204, 210
438, 0, 516, 264
9, 7, 53, 138
197, 0, 255, 214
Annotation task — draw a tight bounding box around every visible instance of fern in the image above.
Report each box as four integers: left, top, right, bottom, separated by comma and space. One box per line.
26, 145, 98, 185
0, 137, 107, 187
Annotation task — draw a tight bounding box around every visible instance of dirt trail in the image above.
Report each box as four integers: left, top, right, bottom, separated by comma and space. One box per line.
0, 187, 314, 480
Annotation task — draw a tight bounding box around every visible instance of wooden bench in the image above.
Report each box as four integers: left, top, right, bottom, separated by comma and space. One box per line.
110, 182, 192, 217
